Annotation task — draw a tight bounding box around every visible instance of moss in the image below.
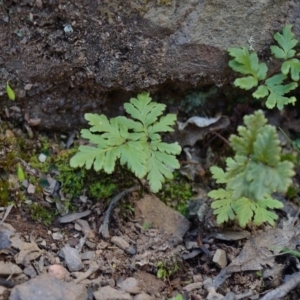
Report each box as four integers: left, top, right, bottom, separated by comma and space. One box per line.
0, 180, 10, 206
157, 172, 193, 216
29, 155, 51, 173
88, 180, 117, 199
54, 149, 86, 197
29, 203, 56, 226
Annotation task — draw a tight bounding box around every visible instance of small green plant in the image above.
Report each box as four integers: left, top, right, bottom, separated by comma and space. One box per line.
208, 110, 295, 227
168, 295, 184, 300
156, 260, 180, 281
6, 82, 16, 101
228, 25, 300, 109
70, 92, 181, 193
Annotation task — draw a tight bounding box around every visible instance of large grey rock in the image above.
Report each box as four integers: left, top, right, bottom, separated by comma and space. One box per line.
0, 0, 299, 130
9, 274, 87, 300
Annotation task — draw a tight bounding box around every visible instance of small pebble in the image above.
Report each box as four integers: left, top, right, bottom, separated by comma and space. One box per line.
38, 153, 47, 162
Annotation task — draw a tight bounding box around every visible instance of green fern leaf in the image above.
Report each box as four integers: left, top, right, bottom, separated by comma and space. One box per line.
153, 141, 182, 155
210, 166, 227, 184
253, 205, 279, 226
146, 151, 177, 192
230, 110, 267, 156
119, 141, 148, 178
281, 58, 300, 81
252, 85, 269, 99
228, 46, 267, 80
265, 74, 297, 109
208, 188, 231, 199
148, 114, 177, 135
70, 146, 106, 170
270, 24, 297, 59
232, 197, 256, 227
124, 92, 166, 127
210, 196, 235, 224
234, 76, 258, 90
252, 125, 281, 166
257, 197, 284, 209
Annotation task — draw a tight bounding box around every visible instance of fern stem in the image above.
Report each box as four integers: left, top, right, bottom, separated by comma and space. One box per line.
99, 185, 140, 238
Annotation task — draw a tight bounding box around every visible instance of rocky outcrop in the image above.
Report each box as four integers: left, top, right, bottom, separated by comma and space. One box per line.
0, 0, 298, 130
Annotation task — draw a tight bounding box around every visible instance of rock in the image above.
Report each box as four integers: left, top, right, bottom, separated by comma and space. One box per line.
0, 262, 23, 276
52, 232, 64, 241
0, 286, 9, 300
206, 287, 224, 300
59, 211, 91, 223
75, 219, 96, 240
118, 277, 141, 294
111, 236, 136, 255
0, 223, 15, 250
80, 251, 96, 260
133, 293, 155, 300
9, 274, 87, 300
23, 265, 37, 278
182, 282, 203, 292
2, 1, 297, 130
93, 286, 132, 300
38, 153, 47, 163
135, 271, 165, 294
213, 249, 227, 269
135, 195, 190, 238
48, 264, 70, 281
59, 244, 84, 272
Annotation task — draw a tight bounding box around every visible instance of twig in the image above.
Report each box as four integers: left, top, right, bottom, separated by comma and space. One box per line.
99, 185, 140, 238
209, 131, 230, 146
260, 272, 300, 300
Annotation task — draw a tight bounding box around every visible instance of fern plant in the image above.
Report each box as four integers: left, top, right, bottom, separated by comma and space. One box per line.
208, 110, 295, 227
70, 92, 181, 193
228, 25, 300, 109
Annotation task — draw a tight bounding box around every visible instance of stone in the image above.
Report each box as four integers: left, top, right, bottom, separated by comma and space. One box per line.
135, 195, 190, 238
9, 274, 87, 300
23, 265, 37, 278
118, 277, 141, 294
213, 249, 227, 269
135, 271, 165, 294
0, 262, 23, 276
80, 251, 96, 260
48, 264, 70, 280
182, 282, 203, 292
133, 293, 155, 300
59, 211, 91, 223
52, 232, 64, 241
38, 153, 47, 163
59, 244, 84, 272
0, 286, 9, 300
111, 236, 136, 255
93, 286, 132, 300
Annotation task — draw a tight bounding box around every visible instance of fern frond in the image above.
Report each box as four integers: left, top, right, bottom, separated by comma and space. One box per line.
270, 24, 298, 60
209, 110, 295, 227
70, 93, 181, 193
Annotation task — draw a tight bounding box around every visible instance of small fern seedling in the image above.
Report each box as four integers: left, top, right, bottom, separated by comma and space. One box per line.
70, 92, 181, 193
208, 110, 295, 227
228, 25, 299, 109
